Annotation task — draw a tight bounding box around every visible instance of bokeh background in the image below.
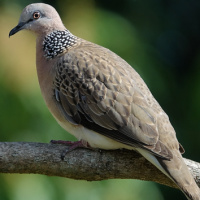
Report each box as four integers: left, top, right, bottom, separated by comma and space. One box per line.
0, 0, 200, 199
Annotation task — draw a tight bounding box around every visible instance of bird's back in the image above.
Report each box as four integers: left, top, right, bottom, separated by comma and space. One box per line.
53, 38, 181, 159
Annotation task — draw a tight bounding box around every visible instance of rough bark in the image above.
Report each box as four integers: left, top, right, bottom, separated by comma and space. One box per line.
0, 142, 199, 189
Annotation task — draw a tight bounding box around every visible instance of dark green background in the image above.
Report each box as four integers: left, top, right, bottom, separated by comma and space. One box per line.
0, 0, 200, 199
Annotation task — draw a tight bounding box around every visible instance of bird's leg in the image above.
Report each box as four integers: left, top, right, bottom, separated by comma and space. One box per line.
50, 139, 91, 160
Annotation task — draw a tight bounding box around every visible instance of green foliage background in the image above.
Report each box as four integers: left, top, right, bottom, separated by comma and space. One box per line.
0, 0, 200, 199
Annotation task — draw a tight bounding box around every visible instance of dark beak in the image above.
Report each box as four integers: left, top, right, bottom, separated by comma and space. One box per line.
9, 22, 26, 37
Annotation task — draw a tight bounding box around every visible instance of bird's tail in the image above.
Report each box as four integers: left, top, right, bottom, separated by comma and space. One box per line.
138, 148, 200, 200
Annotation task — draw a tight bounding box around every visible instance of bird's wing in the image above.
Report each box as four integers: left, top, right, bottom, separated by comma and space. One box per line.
53, 41, 176, 160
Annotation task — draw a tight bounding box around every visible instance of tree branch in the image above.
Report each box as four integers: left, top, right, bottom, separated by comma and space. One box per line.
0, 142, 199, 189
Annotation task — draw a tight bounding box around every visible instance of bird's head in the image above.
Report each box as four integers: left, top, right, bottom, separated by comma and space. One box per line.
9, 3, 65, 37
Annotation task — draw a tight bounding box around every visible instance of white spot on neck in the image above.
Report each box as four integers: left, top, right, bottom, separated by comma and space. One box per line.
43, 30, 77, 59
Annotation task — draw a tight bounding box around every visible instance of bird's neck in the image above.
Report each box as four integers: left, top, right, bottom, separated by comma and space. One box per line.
36, 29, 78, 96
42, 30, 77, 59
35, 29, 78, 104
36, 35, 55, 91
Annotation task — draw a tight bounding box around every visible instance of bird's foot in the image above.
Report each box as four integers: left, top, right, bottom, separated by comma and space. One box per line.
50, 139, 91, 160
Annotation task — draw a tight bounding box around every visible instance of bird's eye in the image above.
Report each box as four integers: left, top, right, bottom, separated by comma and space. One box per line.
33, 12, 40, 19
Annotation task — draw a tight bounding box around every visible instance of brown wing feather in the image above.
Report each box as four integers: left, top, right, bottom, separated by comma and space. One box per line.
53, 40, 181, 160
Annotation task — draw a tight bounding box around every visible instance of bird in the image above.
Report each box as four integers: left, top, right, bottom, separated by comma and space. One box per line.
9, 3, 200, 200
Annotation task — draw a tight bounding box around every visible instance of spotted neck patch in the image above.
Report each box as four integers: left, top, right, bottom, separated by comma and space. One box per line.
43, 30, 77, 59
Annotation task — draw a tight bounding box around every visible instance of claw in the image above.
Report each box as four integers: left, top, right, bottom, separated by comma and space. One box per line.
50, 140, 91, 160
50, 140, 76, 145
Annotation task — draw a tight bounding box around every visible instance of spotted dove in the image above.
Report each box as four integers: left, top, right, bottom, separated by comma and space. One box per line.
9, 3, 200, 200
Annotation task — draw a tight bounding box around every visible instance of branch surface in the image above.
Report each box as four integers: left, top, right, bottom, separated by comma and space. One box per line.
0, 142, 199, 189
